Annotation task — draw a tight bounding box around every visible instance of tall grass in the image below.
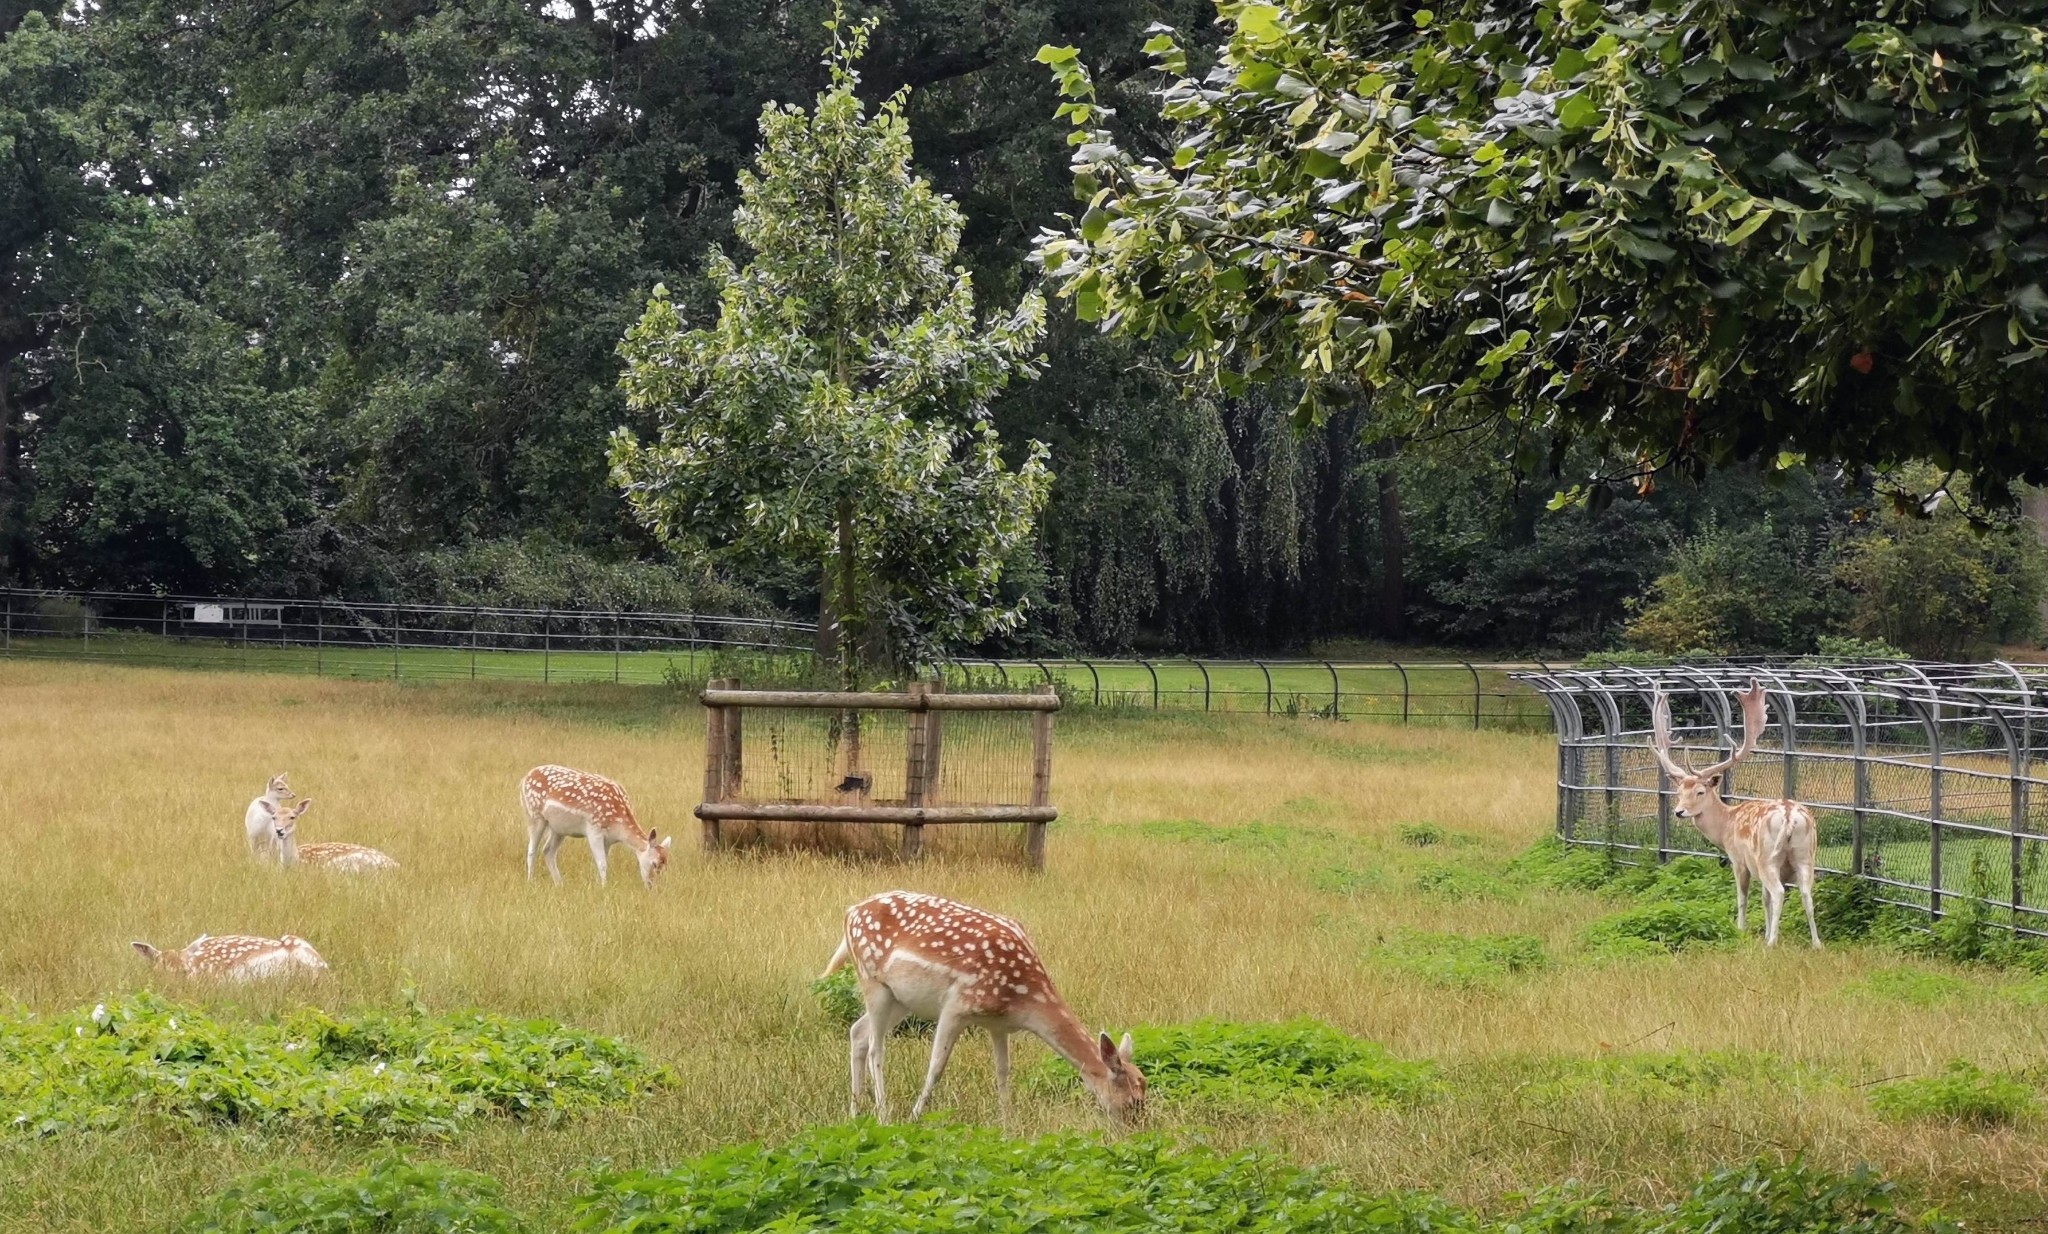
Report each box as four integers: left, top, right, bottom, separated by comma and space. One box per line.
1, 661, 2046, 1230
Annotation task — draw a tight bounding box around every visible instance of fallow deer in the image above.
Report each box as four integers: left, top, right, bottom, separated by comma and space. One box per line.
1651, 681, 1822, 948
821, 890, 1146, 1123
272, 799, 400, 873
520, 765, 671, 889
244, 773, 295, 858
130, 933, 329, 981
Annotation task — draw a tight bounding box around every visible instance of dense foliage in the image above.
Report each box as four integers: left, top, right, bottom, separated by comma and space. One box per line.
1041, 0, 2048, 506
183, 1158, 527, 1234
0, 996, 665, 1137
1030, 1018, 1438, 1107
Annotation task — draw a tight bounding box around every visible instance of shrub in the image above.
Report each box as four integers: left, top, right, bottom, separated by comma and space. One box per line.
809, 967, 931, 1037
1510, 835, 1616, 891
1625, 522, 1842, 656
1811, 634, 1909, 662
1813, 874, 1883, 939
1398, 822, 1446, 847
182, 1158, 525, 1234
1836, 497, 2046, 660
1869, 1061, 2038, 1127
1413, 865, 1517, 901
1658, 1157, 1953, 1234
1033, 1019, 1436, 1109
1379, 930, 1549, 989
1585, 901, 1737, 954
0, 996, 666, 1138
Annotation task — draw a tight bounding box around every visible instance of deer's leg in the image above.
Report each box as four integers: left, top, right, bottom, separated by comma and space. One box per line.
1796, 861, 1821, 949
991, 1030, 1012, 1125
542, 831, 567, 885
1733, 862, 1751, 934
525, 816, 544, 881
849, 1014, 872, 1117
910, 1005, 970, 1120
586, 829, 610, 887
860, 984, 906, 1124
1759, 865, 1787, 947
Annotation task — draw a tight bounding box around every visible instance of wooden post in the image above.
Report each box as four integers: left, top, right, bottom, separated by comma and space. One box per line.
700, 677, 728, 853
723, 682, 744, 808
1027, 682, 1055, 870
923, 678, 946, 803
902, 682, 928, 860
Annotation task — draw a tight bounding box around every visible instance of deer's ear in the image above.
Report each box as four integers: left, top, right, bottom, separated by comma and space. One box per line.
131, 942, 160, 963
660, 834, 673, 851
1098, 1032, 1119, 1066
1706, 774, 1721, 788
1118, 1032, 1135, 1065
291, 798, 313, 818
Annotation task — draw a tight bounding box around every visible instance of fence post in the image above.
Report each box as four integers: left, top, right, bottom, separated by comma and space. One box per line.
1256, 660, 1272, 715
1139, 659, 1158, 710
614, 611, 622, 684
471, 607, 479, 681
700, 678, 727, 853
1390, 662, 1408, 723
5, 589, 12, 650
1082, 658, 1100, 707
315, 600, 324, 677
902, 682, 929, 861
1325, 661, 1340, 718
543, 609, 552, 685
391, 606, 400, 682
161, 602, 170, 639
1027, 683, 1056, 871
924, 677, 946, 805
1192, 660, 1211, 712
722, 683, 744, 811
1463, 661, 1481, 730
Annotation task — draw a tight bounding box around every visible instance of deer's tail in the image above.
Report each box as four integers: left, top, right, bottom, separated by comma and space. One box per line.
819, 937, 852, 980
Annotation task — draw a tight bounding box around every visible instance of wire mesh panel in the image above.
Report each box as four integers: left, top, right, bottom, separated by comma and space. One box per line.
1517, 662, 2048, 938
697, 681, 1059, 868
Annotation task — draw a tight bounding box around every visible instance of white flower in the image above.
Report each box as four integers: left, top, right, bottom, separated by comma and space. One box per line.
90, 1003, 109, 1027
372, 1061, 387, 1076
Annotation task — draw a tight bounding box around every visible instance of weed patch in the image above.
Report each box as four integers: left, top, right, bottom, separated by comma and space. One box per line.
1412, 863, 1518, 901
1584, 901, 1736, 955
1399, 822, 1447, 846
1845, 966, 1974, 1008
1032, 1019, 1436, 1109
808, 967, 931, 1036
1869, 1062, 2039, 1127
1518, 1050, 1782, 1103
1377, 930, 1548, 989
0, 995, 665, 1138
1510, 834, 1615, 890
181, 1157, 524, 1233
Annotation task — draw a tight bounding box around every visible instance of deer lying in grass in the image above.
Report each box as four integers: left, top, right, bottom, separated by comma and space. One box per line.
821, 890, 1146, 1123
271, 799, 399, 873
244, 773, 295, 858
520, 765, 671, 888
131, 933, 329, 981
1652, 681, 1822, 948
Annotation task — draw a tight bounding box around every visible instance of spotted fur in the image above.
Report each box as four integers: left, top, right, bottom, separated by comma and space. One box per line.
822, 890, 1144, 1122
131, 933, 329, 982
520, 765, 670, 889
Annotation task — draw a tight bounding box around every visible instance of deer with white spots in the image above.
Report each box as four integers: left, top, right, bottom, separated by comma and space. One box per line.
821, 890, 1146, 1123
520, 765, 671, 889
244, 773, 296, 858
130, 934, 329, 981
1652, 681, 1822, 948
271, 799, 400, 873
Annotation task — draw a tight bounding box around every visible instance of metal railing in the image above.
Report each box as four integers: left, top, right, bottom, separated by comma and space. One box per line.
0, 587, 815, 683
1517, 662, 2048, 936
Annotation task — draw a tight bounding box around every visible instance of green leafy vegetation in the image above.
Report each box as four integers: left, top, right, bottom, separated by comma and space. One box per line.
1585, 902, 1738, 956
181, 1158, 526, 1234
1869, 1062, 2039, 1128
1398, 822, 1447, 847
1520, 1050, 1782, 1104
0, 996, 665, 1138
1378, 930, 1548, 989
1033, 1019, 1436, 1109
1509, 835, 1616, 891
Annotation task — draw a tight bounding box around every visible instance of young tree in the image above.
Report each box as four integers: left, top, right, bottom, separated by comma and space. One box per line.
1037, 2, 2048, 506
611, 18, 1050, 685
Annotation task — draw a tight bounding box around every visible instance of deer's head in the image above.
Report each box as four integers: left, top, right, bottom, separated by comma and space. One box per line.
637, 830, 674, 886
131, 940, 186, 973
1091, 1030, 1146, 1121
1650, 682, 1768, 821
267, 773, 294, 802
272, 797, 313, 843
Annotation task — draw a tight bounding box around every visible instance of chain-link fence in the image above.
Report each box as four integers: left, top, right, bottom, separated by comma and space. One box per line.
1516, 662, 2048, 936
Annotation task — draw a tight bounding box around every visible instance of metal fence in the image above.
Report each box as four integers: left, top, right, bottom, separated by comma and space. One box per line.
0, 587, 1557, 727
1516, 662, 2048, 936
0, 587, 815, 683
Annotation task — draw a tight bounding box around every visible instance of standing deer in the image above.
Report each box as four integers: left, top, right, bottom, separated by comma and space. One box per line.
244, 774, 296, 858
520, 765, 671, 888
272, 799, 400, 873
821, 890, 1146, 1123
130, 933, 329, 981
1651, 681, 1822, 948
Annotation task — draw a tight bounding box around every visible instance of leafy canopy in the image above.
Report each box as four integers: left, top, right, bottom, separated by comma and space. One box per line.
1038, 1, 2048, 503
612, 16, 1050, 675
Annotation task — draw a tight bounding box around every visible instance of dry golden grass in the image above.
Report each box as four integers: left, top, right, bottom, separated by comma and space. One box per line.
1, 660, 2046, 1229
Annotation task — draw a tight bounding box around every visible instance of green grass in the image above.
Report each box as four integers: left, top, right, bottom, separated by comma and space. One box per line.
1869, 1062, 2040, 1127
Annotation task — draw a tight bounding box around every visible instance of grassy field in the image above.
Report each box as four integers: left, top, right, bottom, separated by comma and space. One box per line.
2, 660, 2046, 1229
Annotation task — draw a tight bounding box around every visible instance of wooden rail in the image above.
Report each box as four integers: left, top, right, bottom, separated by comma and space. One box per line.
696, 679, 1059, 868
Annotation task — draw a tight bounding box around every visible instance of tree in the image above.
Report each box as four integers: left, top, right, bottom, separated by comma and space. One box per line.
611, 18, 1050, 683
1625, 522, 1843, 656
1837, 497, 2046, 659
1037, 2, 2048, 505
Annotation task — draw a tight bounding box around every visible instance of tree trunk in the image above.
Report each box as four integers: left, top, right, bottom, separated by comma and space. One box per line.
1376, 452, 1408, 639
814, 558, 839, 669
835, 499, 858, 690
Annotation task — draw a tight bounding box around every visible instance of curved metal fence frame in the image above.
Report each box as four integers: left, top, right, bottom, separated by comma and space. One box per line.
1516, 662, 2048, 937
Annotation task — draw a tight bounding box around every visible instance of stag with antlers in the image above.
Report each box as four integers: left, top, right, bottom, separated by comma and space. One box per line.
1650, 681, 1822, 948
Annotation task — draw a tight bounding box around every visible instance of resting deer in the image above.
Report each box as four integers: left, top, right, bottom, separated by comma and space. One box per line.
244, 774, 295, 858
821, 890, 1146, 1123
1651, 681, 1821, 948
520, 765, 671, 888
272, 799, 399, 873
130, 933, 329, 981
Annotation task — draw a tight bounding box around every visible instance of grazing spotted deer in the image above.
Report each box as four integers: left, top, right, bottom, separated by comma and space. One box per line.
821, 890, 1146, 1123
520, 765, 671, 889
244, 774, 296, 858
1651, 681, 1822, 948
271, 799, 400, 873
130, 933, 329, 981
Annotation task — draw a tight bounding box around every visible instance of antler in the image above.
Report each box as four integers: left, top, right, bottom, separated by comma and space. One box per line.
1648, 689, 1695, 780
1694, 680, 1767, 779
